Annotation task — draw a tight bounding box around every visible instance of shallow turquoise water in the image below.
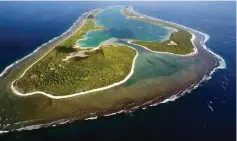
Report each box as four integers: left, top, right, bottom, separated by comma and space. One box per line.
0, 4, 213, 132
77, 6, 173, 47
0, 2, 234, 140
78, 6, 200, 87
116, 41, 199, 87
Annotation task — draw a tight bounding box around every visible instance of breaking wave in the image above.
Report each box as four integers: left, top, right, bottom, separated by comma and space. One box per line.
0, 5, 227, 134
0, 11, 89, 78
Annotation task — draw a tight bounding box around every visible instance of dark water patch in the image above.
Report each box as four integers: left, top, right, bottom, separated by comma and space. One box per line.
146, 59, 156, 66
107, 28, 135, 39
155, 56, 178, 70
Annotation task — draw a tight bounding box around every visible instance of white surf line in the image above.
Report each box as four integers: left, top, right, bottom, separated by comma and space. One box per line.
207, 103, 214, 112
124, 6, 198, 57
1, 5, 217, 133
129, 32, 197, 57
9, 5, 225, 100
11, 46, 138, 99
124, 6, 226, 105
0, 130, 9, 134
129, 6, 226, 69
0, 9, 93, 78
9, 7, 138, 99
0, 6, 111, 78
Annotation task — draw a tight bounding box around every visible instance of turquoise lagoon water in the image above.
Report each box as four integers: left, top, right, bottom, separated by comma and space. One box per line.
0, 5, 214, 132
0, 2, 234, 140
78, 6, 200, 86
77, 6, 173, 47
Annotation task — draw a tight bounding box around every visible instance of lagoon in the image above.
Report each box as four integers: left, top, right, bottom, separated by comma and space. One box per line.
0, 5, 221, 132
77, 6, 174, 48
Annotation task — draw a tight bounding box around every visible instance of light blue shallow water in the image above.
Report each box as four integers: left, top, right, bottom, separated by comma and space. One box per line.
77, 6, 173, 47
0, 2, 235, 141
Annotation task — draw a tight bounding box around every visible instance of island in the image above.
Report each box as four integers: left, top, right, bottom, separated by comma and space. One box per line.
123, 6, 195, 55
11, 8, 137, 96
0, 5, 222, 132
11, 6, 196, 97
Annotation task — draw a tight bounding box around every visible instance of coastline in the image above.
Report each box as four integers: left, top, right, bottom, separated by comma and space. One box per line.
129, 6, 226, 69
10, 6, 137, 98
10, 5, 199, 99
0, 10, 90, 79
76, 5, 227, 123
11, 46, 138, 99
128, 31, 198, 57
125, 6, 198, 57
0, 5, 227, 133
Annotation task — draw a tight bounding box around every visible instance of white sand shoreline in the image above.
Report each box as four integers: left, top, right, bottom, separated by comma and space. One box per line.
11, 45, 138, 99
9, 5, 225, 100
126, 6, 198, 57
10, 5, 197, 99
128, 31, 198, 57
1, 5, 228, 134
10, 6, 138, 99
129, 6, 226, 69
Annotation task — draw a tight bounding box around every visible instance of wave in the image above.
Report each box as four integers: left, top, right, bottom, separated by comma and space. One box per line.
127, 5, 226, 103
0, 10, 89, 78
85, 5, 227, 117
0, 5, 227, 134
0, 130, 9, 134
157, 34, 226, 104
130, 6, 226, 68
207, 103, 214, 112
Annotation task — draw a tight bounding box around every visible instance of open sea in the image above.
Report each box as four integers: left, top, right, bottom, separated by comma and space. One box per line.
0, 2, 235, 141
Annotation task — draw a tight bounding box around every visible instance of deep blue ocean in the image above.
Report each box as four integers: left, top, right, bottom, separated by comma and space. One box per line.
0, 2, 235, 141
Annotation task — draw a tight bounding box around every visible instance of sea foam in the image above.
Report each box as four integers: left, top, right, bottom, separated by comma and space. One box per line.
128, 5, 226, 105
0, 5, 227, 134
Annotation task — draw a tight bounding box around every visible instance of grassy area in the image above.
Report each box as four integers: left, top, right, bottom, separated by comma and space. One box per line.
123, 6, 194, 55
14, 10, 136, 96
132, 30, 193, 54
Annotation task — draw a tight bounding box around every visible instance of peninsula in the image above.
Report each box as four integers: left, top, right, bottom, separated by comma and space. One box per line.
123, 6, 195, 55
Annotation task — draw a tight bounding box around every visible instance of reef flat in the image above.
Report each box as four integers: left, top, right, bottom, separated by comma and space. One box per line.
11, 8, 136, 96
123, 6, 195, 55
0, 5, 223, 132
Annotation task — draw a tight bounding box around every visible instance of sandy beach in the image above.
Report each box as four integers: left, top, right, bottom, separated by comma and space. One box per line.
10, 5, 205, 99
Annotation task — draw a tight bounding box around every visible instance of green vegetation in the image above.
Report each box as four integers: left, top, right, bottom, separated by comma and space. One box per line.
123, 6, 194, 55
59, 12, 106, 48
123, 6, 181, 30
132, 30, 193, 54
14, 10, 136, 96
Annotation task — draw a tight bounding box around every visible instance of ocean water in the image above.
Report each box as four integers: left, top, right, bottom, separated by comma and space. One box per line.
78, 6, 199, 86
0, 2, 235, 141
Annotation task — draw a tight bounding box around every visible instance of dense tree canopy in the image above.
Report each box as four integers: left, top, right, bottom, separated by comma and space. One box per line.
15, 11, 136, 96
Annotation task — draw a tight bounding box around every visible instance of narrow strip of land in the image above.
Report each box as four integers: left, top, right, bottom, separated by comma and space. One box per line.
11, 7, 137, 98
123, 6, 197, 56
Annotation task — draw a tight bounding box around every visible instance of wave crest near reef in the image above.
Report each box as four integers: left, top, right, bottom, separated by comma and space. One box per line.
0, 5, 226, 133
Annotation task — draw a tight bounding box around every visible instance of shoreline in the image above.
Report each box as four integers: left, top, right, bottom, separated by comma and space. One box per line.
0, 10, 91, 79
128, 31, 198, 57
125, 6, 198, 57
10, 5, 199, 99
11, 46, 138, 99
129, 6, 226, 69
9, 6, 138, 99
0, 5, 227, 133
